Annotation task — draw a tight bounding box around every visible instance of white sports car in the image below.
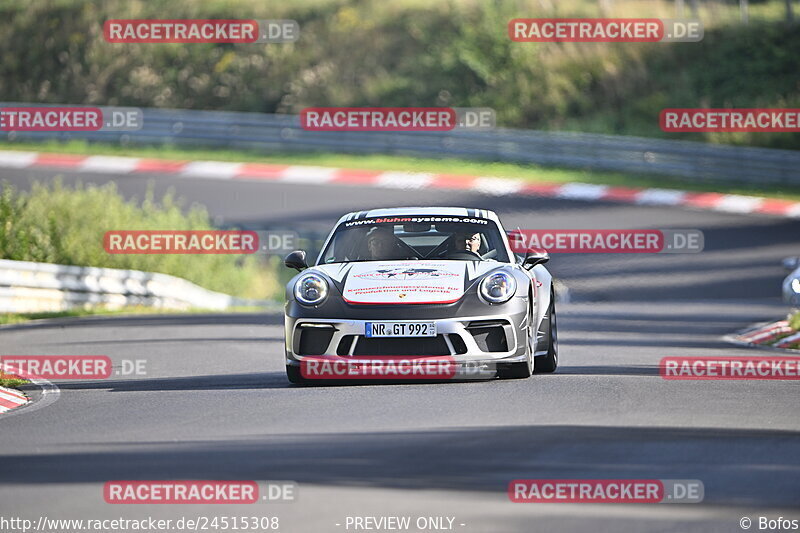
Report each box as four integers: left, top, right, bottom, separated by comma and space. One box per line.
283, 207, 558, 383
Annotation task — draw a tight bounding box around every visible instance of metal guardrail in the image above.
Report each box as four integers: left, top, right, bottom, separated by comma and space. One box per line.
2, 104, 799, 186
0, 259, 275, 313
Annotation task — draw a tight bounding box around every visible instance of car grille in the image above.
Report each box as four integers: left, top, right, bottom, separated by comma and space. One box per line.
352, 335, 452, 356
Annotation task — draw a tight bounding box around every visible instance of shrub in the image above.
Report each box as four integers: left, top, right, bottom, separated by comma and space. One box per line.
0, 180, 279, 299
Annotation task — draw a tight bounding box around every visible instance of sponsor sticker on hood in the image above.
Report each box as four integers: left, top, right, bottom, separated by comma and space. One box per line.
342, 261, 465, 304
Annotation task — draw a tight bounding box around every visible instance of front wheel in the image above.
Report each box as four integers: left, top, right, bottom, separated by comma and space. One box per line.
534, 289, 558, 373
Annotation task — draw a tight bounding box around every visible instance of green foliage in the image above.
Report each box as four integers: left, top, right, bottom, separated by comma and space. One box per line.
0, 0, 797, 148
0, 376, 28, 388
790, 311, 800, 331
0, 180, 277, 299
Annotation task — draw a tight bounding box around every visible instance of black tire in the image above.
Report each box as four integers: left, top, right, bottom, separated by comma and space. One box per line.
534, 289, 559, 373
286, 364, 309, 385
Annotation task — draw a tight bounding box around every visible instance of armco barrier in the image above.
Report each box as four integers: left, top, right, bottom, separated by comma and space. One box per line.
2, 104, 799, 186
0, 259, 273, 313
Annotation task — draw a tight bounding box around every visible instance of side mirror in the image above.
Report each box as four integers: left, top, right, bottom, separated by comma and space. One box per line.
523, 249, 549, 270
782, 257, 800, 272
284, 250, 308, 271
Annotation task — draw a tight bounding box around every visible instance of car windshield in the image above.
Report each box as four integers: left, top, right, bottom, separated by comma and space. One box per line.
319, 216, 510, 264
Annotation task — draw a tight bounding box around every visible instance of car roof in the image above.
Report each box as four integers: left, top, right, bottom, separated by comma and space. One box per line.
336, 207, 501, 225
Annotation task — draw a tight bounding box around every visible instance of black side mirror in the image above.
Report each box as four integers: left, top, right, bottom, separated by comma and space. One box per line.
284, 250, 308, 271
523, 249, 549, 270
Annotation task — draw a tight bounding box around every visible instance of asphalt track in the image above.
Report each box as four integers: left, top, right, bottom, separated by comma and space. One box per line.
0, 165, 798, 532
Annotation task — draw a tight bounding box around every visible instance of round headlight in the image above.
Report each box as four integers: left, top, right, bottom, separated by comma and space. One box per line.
294, 273, 329, 305
479, 271, 517, 304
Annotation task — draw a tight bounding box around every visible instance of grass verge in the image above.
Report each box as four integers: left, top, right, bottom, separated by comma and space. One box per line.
3, 140, 800, 201
790, 311, 800, 331
0, 376, 28, 389
0, 177, 284, 299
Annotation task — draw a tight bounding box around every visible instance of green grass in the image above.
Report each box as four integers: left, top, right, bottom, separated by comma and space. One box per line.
790, 311, 800, 331
3, 140, 800, 201
0, 376, 28, 388
0, 177, 284, 299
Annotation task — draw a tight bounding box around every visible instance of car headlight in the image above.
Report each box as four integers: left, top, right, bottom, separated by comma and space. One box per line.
479, 271, 517, 304
792, 278, 800, 294
294, 273, 329, 305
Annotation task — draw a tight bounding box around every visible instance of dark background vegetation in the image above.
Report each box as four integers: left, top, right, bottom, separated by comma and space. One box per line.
0, 0, 797, 148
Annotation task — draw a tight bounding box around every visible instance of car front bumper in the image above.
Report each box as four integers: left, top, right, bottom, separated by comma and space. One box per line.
285, 311, 529, 365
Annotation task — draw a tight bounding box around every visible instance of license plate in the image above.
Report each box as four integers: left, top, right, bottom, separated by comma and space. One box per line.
365, 322, 436, 338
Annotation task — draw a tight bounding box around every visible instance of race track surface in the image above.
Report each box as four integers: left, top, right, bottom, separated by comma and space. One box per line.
0, 166, 798, 532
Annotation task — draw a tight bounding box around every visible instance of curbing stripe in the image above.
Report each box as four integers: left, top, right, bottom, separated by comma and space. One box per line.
135, 158, 188, 173
235, 163, 289, 180
776, 331, 800, 348
726, 319, 800, 354
280, 165, 337, 183
787, 204, 800, 218
634, 188, 687, 206
0, 363, 59, 418
0, 387, 26, 401
3, 150, 800, 219
80, 155, 140, 174
556, 183, 608, 201
375, 171, 436, 190
34, 153, 85, 167
471, 177, 525, 196
0, 385, 28, 413
0, 150, 38, 168
714, 195, 764, 214
180, 161, 242, 179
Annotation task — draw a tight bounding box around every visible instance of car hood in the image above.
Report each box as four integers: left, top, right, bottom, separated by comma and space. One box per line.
314, 260, 505, 305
